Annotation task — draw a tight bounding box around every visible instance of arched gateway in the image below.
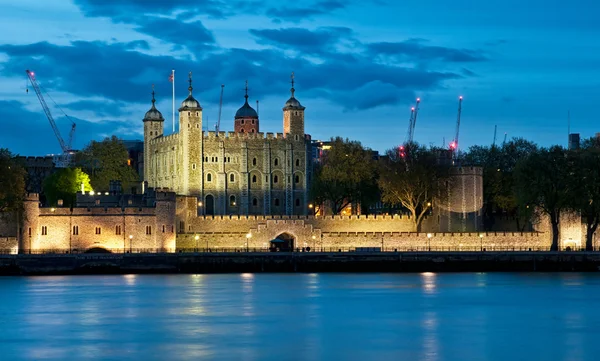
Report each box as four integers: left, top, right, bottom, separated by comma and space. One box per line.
270, 232, 295, 252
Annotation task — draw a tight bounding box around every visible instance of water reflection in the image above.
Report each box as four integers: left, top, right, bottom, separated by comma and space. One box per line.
1, 273, 600, 361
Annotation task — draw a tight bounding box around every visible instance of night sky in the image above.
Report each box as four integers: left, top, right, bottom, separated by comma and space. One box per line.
0, 0, 598, 156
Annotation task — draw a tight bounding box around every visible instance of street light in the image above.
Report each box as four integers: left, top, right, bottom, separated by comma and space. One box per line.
427, 233, 432, 251
312, 235, 316, 249
195, 234, 199, 251
479, 233, 484, 251
246, 233, 252, 252
129, 234, 133, 253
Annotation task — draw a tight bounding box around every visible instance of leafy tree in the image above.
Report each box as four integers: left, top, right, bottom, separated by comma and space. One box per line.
514, 146, 572, 250
75, 136, 139, 191
0, 149, 26, 214
311, 137, 378, 215
463, 138, 538, 231
378, 142, 451, 232
569, 143, 600, 250
43, 168, 93, 207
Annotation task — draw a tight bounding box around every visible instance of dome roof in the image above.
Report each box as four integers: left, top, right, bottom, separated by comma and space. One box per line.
181, 94, 201, 109
283, 96, 305, 110
235, 95, 258, 118
143, 90, 164, 122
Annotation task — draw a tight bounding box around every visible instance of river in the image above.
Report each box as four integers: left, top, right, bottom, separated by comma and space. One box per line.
0, 273, 598, 360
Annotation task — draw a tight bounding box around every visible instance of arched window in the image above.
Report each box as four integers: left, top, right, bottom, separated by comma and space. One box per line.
274, 158, 279, 166
296, 159, 300, 167
274, 175, 278, 183
295, 175, 300, 183
251, 129, 255, 133
295, 198, 300, 207
229, 195, 236, 206
274, 198, 280, 206
252, 175, 257, 183
207, 173, 212, 182
240, 129, 245, 133
252, 158, 257, 166
241, 119, 245, 125
251, 119, 255, 124
150, 131, 153, 136
252, 198, 258, 206
230, 173, 235, 182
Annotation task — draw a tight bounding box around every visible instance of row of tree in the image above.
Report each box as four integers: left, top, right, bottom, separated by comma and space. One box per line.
311, 136, 600, 250
0, 136, 138, 213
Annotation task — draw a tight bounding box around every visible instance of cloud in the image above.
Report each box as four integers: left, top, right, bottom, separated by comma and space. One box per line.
73, 0, 229, 20
265, 0, 348, 22
367, 39, 487, 63
249, 27, 354, 55
134, 17, 215, 50
64, 100, 128, 118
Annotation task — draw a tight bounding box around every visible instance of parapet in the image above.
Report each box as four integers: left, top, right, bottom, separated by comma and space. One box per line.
450, 166, 483, 176
25, 193, 40, 202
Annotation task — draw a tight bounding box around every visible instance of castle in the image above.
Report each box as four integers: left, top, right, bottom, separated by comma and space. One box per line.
143, 73, 311, 216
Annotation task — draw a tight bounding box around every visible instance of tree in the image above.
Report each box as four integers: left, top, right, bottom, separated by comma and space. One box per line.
43, 168, 93, 207
514, 146, 572, 251
311, 137, 378, 215
75, 136, 139, 191
378, 142, 451, 232
569, 142, 600, 250
462, 138, 538, 231
0, 149, 26, 214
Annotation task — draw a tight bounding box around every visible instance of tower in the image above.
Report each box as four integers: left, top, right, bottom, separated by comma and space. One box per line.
283, 72, 305, 137
143, 85, 164, 185
178, 72, 203, 196
234, 80, 259, 133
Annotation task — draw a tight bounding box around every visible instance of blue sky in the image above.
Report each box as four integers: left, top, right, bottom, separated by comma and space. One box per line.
0, 0, 599, 156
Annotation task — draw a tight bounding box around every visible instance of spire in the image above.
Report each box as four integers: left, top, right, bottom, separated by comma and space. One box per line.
244, 80, 249, 102
290, 71, 295, 98
188, 71, 193, 95
151, 84, 156, 107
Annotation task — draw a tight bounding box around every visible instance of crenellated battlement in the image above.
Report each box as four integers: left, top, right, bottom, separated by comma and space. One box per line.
450, 166, 484, 176
149, 133, 179, 146
203, 131, 286, 141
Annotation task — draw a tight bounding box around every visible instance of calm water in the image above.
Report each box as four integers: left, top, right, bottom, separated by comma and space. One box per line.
1, 273, 599, 361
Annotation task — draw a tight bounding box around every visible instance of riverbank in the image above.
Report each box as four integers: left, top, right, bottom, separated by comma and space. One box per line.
1, 251, 600, 275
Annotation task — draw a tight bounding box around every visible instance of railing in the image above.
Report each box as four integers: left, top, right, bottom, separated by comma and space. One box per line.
1, 246, 599, 255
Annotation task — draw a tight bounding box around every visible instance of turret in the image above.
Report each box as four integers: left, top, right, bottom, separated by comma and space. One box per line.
283, 72, 305, 138
178, 72, 203, 196
234, 80, 259, 133
143, 85, 164, 184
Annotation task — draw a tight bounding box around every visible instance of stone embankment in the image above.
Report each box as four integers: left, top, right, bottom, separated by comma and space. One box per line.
1, 252, 599, 275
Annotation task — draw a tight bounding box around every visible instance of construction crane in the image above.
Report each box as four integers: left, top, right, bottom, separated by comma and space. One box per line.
502, 132, 508, 147
449, 96, 463, 160
405, 97, 420, 144
216, 84, 224, 134
26, 69, 76, 168
492, 125, 497, 147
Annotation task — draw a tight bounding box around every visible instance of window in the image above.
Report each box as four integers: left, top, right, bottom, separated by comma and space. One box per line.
115, 225, 121, 235
252, 119, 255, 124
215, 157, 218, 162
240, 129, 245, 133
41, 226, 47, 236
296, 198, 300, 207
274, 198, 280, 206
274, 158, 279, 166
162, 225, 166, 233
73, 226, 79, 235
95, 227, 101, 235
28, 228, 31, 237
252, 158, 257, 166
274, 175, 278, 183
207, 173, 212, 182
150, 131, 153, 136
295, 175, 300, 184
251, 129, 255, 133
228, 157, 231, 162
211, 157, 215, 162
230, 173, 235, 182
146, 226, 152, 235
230, 195, 236, 206
252, 175, 257, 183
241, 119, 245, 125
296, 159, 300, 167
179, 221, 185, 232
95, 199, 100, 205
252, 198, 258, 206
192, 163, 196, 170
295, 135, 299, 141
170, 225, 174, 233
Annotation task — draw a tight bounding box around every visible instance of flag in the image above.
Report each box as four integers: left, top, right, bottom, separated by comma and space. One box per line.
169, 73, 174, 82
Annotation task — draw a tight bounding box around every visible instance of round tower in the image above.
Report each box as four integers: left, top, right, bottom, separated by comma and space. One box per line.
143, 85, 164, 184
20, 193, 40, 254
234, 80, 259, 133
178, 72, 203, 196
436, 166, 483, 232
283, 72, 305, 137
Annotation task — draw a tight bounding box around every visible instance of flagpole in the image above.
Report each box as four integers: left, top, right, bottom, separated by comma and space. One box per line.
172, 69, 175, 132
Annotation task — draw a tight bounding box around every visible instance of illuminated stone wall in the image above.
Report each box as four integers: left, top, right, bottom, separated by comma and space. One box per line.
0, 237, 18, 254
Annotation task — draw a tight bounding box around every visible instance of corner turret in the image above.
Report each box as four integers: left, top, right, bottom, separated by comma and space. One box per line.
283, 72, 305, 137
234, 80, 259, 133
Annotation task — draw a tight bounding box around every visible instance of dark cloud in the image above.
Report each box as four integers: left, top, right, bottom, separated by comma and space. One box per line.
367, 39, 487, 63
461, 68, 477, 77
249, 27, 354, 54
134, 18, 215, 49
73, 0, 229, 20
265, 0, 347, 22
64, 100, 128, 118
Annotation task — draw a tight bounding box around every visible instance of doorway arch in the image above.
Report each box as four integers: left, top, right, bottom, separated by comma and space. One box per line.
205, 195, 215, 215
270, 232, 295, 252
85, 247, 111, 254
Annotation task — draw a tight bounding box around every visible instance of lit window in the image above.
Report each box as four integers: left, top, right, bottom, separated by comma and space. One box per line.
230, 195, 236, 206
41, 226, 47, 236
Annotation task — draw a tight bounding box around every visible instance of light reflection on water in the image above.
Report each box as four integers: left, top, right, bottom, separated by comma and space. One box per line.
1, 273, 600, 360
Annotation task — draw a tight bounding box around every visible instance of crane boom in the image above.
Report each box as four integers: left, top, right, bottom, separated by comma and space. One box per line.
450, 96, 463, 159
26, 69, 75, 167
405, 107, 415, 143
216, 84, 224, 133
493, 125, 497, 147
